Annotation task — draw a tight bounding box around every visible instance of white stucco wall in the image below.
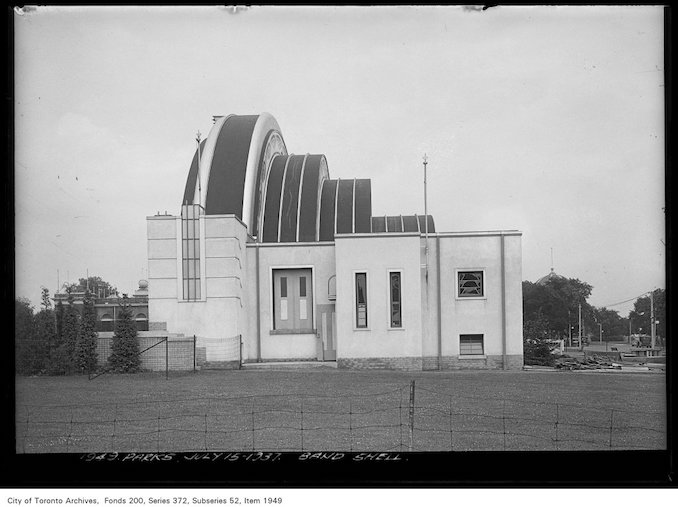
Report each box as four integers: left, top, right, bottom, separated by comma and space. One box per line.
147, 214, 248, 362
437, 232, 523, 358
334, 234, 423, 359
244, 243, 336, 361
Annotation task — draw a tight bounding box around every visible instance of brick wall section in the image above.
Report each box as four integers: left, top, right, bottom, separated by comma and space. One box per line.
337, 357, 423, 370
96, 336, 196, 371
339, 355, 523, 371
196, 347, 207, 366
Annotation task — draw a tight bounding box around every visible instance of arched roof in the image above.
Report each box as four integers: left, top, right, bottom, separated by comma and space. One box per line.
181, 113, 436, 243
536, 268, 565, 285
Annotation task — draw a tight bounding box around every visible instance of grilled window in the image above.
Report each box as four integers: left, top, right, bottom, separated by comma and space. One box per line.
458, 271, 484, 297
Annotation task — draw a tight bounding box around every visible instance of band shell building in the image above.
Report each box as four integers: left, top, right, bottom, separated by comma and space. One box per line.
146, 113, 524, 369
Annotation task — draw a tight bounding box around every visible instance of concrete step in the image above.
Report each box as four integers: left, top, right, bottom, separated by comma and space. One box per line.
242, 361, 337, 370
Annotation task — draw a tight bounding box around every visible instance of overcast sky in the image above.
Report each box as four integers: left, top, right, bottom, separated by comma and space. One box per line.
14, 5, 664, 317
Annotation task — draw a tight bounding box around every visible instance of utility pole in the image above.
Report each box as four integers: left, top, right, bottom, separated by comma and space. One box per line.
628, 319, 632, 345
650, 290, 656, 349
598, 323, 602, 343
568, 310, 572, 348
423, 154, 429, 283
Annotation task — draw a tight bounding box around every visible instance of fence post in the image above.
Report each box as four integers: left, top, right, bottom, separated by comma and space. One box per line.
502, 400, 506, 451
555, 404, 559, 451
408, 380, 415, 452
239, 335, 243, 369
193, 335, 196, 372
165, 337, 169, 380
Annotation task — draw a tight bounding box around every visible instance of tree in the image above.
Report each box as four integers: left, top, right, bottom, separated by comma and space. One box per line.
522, 312, 557, 366
629, 289, 665, 340
48, 298, 70, 375
523, 277, 594, 339
64, 276, 118, 298
108, 295, 141, 373
30, 288, 55, 374
591, 307, 627, 340
15, 298, 38, 374
60, 291, 80, 373
74, 289, 98, 374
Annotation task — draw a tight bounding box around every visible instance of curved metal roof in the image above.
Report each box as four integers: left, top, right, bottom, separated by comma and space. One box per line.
181, 113, 435, 243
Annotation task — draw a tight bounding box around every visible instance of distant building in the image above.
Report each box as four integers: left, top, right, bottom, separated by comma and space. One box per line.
53, 280, 149, 332
535, 267, 565, 286
146, 113, 524, 370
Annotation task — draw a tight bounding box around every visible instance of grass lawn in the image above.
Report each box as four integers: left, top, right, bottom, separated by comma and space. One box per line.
15, 369, 666, 453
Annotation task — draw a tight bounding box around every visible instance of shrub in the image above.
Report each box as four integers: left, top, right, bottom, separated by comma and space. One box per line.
108, 295, 141, 373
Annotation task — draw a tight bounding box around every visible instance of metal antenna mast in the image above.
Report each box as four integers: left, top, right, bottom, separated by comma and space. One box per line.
423, 154, 429, 282
196, 131, 202, 206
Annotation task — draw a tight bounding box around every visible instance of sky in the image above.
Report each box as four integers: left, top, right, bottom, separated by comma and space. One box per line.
14, 5, 665, 317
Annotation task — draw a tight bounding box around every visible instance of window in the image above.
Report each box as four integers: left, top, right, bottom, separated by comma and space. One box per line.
460, 334, 484, 355
389, 271, 402, 328
355, 273, 367, 328
273, 269, 313, 331
458, 271, 484, 298
181, 204, 202, 300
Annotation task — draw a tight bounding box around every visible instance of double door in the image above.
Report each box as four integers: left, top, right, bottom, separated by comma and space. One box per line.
273, 269, 313, 331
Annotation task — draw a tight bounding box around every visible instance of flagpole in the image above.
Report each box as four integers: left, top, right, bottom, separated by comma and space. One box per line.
423, 154, 429, 282
196, 131, 202, 207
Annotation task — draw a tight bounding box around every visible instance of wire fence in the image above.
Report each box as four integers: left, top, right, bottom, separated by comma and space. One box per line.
16, 381, 665, 453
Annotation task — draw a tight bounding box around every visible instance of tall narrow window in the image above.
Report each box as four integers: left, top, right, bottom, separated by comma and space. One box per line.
181, 204, 202, 300
355, 273, 367, 328
389, 271, 402, 328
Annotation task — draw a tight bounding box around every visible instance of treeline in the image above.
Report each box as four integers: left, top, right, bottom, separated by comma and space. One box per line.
15, 287, 141, 376
523, 276, 666, 365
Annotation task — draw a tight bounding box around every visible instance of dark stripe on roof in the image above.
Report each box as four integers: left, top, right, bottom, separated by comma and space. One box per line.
182, 139, 207, 205
319, 179, 338, 241
298, 154, 323, 242
402, 215, 419, 233
336, 179, 355, 234
354, 179, 372, 233
204, 115, 259, 216
417, 215, 435, 233
387, 215, 403, 233
251, 129, 277, 239
371, 216, 386, 233
279, 155, 304, 242
262, 156, 287, 242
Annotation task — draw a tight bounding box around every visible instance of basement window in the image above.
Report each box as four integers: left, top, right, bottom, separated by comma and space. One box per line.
460, 334, 484, 355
